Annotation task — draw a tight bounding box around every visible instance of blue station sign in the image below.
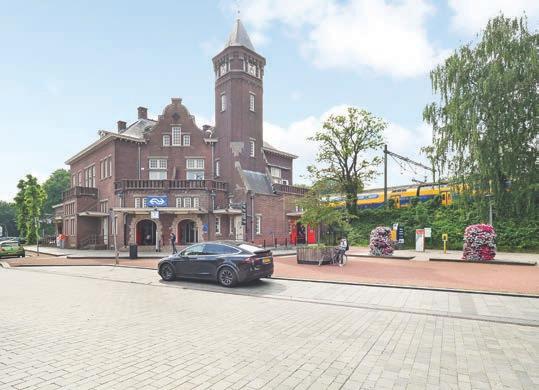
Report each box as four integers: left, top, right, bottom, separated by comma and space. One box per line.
145, 196, 168, 207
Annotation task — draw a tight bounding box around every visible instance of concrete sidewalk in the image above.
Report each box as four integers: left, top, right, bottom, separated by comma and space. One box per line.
348, 247, 538, 265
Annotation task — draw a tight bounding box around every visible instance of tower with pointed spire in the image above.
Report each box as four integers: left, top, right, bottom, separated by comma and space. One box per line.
212, 19, 266, 190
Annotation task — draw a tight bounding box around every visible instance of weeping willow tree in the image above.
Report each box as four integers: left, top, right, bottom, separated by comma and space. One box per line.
424, 15, 538, 219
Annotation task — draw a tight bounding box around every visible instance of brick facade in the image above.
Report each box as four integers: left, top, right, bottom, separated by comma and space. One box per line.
56, 19, 312, 250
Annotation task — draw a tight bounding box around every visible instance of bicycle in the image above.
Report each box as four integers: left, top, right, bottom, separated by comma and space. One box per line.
331, 248, 348, 266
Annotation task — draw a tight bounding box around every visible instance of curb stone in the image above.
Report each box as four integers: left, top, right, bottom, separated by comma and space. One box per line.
429, 257, 537, 266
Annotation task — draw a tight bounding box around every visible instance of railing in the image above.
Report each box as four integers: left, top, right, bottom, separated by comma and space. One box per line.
273, 183, 309, 195
38, 235, 57, 247
114, 179, 228, 192
62, 186, 98, 201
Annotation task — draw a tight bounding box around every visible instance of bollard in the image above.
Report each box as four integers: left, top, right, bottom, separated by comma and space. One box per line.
263, 239, 266, 248
274, 238, 277, 248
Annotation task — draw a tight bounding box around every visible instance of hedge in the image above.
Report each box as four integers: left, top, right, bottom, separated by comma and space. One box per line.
347, 202, 538, 251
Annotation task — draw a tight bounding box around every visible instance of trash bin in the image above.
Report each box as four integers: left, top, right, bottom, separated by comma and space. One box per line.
129, 244, 138, 259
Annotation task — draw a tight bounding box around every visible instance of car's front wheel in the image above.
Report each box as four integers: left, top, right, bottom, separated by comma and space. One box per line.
217, 267, 237, 287
160, 263, 175, 281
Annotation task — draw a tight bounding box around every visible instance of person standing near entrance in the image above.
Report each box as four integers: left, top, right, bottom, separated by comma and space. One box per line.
170, 229, 177, 254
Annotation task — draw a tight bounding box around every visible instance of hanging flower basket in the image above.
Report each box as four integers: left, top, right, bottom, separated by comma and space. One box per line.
369, 226, 394, 256
462, 224, 496, 261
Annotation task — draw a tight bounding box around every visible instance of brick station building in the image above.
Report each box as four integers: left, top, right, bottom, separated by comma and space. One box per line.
55, 19, 315, 250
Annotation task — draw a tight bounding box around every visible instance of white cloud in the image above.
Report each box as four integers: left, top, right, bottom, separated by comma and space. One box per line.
263, 105, 433, 189
448, 0, 539, 35
232, 0, 449, 78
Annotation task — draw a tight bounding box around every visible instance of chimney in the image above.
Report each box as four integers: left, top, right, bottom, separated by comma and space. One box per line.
117, 120, 127, 132
137, 106, 148, 120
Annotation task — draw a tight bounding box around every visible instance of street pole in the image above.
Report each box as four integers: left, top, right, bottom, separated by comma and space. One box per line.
109, 208, 119, 265
383, 144, 388, 208
35, 217, 40, 256
113, 213, 119, 265
488, 198, 493, 226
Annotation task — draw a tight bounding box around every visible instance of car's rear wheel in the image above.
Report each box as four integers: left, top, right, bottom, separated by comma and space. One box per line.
218, 267, 237, 287
160, 263, 175, 281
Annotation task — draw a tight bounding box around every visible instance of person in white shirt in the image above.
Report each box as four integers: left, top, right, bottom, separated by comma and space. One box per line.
337, 237, 348, 267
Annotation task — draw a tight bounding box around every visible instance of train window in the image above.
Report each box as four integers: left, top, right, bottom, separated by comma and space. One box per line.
442, 193, 446, 200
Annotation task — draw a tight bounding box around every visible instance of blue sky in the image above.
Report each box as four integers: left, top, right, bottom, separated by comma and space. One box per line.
1, 0, 537, 201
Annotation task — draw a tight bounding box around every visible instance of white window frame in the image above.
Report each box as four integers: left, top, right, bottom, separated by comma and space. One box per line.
215, 160, 220, 177
172, 127, 181, 146
193, 197, 200, 209
182, 134, 190, 146
249, 93, 255, 112
215, 216, 221, 235
270, 167, 281, 178
229, 217, 234, 235
221, 94, 226, 112
183, 197, 192, 208
281, 179, 289, 185
186, 159, 204, 169
149, 159, 167, 170
175, 197, 182, 208
163, 134, 171, 147
249, 140, 255, 157
256, 215, 261, 235
149, 159, 158, 169
135, 198, 141, 208
142, 198, 148, 208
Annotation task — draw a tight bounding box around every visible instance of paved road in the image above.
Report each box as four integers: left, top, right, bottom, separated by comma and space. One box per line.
0, 267, 538, 390
7, 255, 539, 295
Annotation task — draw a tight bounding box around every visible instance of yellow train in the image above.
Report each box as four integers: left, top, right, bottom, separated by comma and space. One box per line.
328, 185, 453, 209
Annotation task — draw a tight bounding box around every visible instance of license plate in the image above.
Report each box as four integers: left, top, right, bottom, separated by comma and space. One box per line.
262, 257, 272, 264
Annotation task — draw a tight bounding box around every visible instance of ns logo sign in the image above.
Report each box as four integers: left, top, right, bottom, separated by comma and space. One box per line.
146, 196, 168, 207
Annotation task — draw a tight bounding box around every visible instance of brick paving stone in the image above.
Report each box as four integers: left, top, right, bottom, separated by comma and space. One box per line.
0, 267, 538, 389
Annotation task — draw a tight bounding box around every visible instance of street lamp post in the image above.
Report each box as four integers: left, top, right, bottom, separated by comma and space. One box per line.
109, 208, 119, 265
485, 194, 494, 226
35, 217, 40, 256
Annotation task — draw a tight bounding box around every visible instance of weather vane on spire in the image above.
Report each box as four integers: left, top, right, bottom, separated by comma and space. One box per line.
236, 0, 241, 19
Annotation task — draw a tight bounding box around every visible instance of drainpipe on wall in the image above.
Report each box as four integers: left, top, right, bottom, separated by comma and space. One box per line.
211, 143, 215, 180
137, 145, 141, 179
250, 191, 255, 242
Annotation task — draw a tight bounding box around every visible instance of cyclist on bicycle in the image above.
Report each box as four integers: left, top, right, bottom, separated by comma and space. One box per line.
337, 237, 348, 267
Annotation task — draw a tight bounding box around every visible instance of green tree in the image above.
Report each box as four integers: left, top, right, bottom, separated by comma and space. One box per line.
297, 176, 352, 240
0, 201, 18, 237
14, 174, 47, 244
14, 179, 28, 238
42, 169, 70, 216
423, 15, 538, 218
41, 169, 70, 235
308, 107, 386, 214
